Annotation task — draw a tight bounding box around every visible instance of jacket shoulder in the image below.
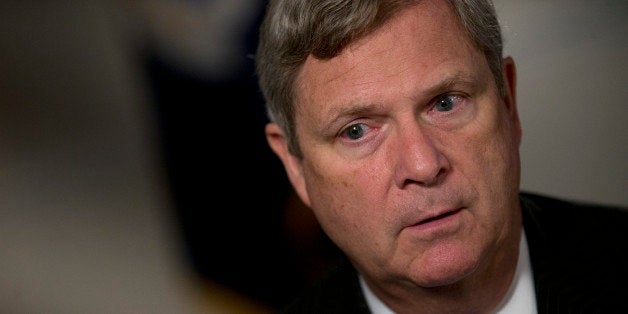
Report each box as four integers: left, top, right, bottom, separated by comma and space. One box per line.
520, 192, 628, 312
520, 191, 628, 235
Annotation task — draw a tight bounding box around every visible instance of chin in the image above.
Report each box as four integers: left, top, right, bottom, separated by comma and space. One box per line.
412, 266, 477, 288
409, 245, 480, 288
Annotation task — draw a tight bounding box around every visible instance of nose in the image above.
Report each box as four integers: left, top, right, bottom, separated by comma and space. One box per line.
393, 124, 449, 188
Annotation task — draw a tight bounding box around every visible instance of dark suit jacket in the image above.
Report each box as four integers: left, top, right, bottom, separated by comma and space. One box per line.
281, 192, 628, 314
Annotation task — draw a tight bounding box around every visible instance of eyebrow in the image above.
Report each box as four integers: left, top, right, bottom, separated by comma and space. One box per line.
418, 73, 481, 100
328, 102, 384, 123
315, 102, 385, 134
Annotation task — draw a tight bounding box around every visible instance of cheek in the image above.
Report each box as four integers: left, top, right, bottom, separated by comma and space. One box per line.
456, 114, 521, 229
484, 116, 520, 185
457, 104, 520, 184
463, 132, 519, 207
303, 161, 390, 248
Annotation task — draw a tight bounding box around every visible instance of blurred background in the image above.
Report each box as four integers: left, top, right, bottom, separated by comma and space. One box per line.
0, 0, 626, 313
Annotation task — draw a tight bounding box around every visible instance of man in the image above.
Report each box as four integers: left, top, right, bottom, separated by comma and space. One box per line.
255, 0, 628, 313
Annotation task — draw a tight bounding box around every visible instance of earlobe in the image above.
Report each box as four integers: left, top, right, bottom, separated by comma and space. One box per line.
502, 56, 522, 146
265, 123, 312, 207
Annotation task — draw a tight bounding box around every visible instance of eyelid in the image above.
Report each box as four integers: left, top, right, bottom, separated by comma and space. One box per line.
325, 103, 385, 134
435, 93, 463, 102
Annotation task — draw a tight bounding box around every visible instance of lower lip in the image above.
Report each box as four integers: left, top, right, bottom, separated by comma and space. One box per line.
407, 208, 464, 235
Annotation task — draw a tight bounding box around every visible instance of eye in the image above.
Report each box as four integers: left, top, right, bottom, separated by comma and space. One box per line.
424, 93, 474, 128
434, 95, 460, 112
341, 123, 368, 140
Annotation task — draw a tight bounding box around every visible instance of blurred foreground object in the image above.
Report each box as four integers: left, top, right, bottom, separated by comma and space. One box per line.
0, 1, 273, 312
127, 0, 341, 309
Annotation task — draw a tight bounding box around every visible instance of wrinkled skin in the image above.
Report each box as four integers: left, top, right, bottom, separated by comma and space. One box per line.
266, 0, 523, 312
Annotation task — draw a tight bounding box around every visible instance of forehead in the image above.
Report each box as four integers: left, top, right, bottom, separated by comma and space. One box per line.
294, 0, 481, 116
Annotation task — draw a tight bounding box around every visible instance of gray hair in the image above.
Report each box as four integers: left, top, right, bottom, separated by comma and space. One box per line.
256, 0, 504, 157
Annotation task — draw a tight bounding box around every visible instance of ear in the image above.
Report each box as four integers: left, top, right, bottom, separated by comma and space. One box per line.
502, 56, 522, 146
265, 123, 312, 207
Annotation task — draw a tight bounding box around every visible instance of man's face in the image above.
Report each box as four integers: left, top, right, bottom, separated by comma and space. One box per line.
267, 0, 522, 290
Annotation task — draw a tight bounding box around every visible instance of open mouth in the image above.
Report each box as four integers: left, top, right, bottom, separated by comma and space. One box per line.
418, 208, 462, 225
